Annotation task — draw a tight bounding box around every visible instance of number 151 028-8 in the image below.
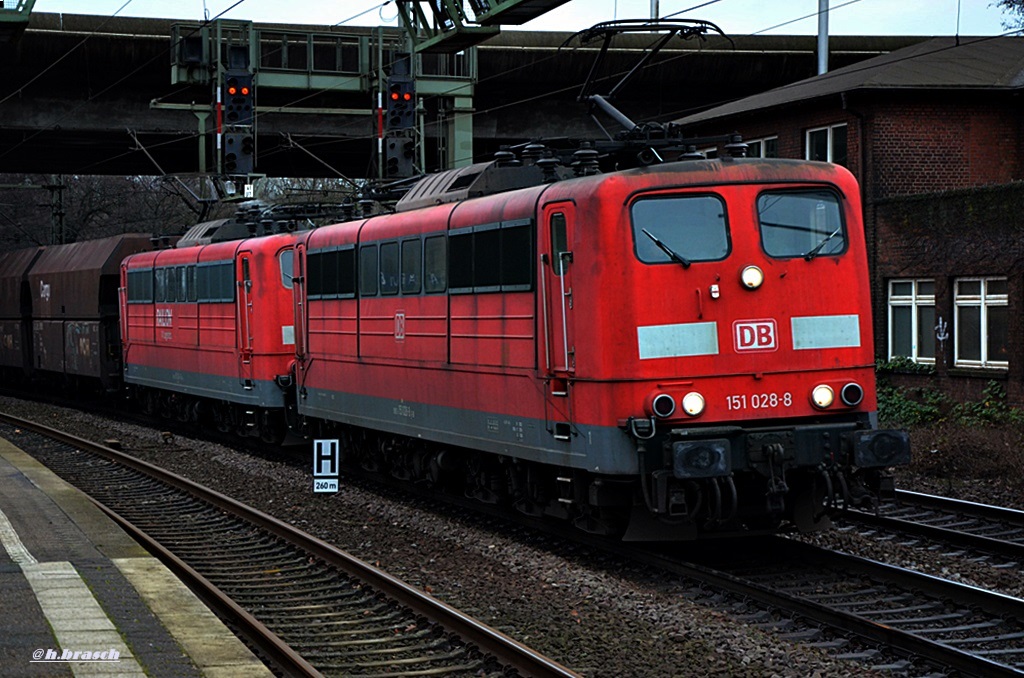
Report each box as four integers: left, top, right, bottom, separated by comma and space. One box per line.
726, 392, 793, 411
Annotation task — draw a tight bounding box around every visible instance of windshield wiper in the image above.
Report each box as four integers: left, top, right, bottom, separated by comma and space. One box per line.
803, 226, 842, 261
642, 229, 690, 268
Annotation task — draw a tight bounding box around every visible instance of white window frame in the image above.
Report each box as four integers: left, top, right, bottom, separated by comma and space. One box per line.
887, 279, 935, 364
954, 277, 1008, 369
805, 124, 847, 163
746, 136, 778, 158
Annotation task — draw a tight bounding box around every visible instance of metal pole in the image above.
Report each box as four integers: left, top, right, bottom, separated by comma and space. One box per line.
650, 0, 659, 20
817, 0, 829, 75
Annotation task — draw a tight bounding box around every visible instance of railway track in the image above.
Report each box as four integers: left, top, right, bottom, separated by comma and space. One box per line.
0, 412, 578, 678
844, 489, 1024, 564
11, 396, 1024, 675
631, 536, 1024, 677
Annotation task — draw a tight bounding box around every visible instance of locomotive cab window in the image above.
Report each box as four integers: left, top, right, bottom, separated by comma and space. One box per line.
758, 190, 845, 259
550, 213, 568, 276
279, 250, 294, 289
631, 195, 729, 265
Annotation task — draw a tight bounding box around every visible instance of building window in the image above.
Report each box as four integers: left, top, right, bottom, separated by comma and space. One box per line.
955, 277, 1008, 369
806, 124, 847, 166
746, 136, 778, 158
888, 279, 935, 364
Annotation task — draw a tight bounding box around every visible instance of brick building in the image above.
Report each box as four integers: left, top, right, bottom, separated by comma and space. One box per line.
674, 36, 1024, 404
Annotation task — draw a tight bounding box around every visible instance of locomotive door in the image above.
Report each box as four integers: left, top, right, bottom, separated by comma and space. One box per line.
541, 203, 576, 440
236, 251, 255, 387
292, 243, 308, 362
542, 203, 576, 374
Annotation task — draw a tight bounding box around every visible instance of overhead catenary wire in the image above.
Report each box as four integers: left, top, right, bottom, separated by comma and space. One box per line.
0, 0, 136, 108
256, 0, 881, 168
14, 0, 794, 174
11, 0, 1012, 177
0, 0, 250, 166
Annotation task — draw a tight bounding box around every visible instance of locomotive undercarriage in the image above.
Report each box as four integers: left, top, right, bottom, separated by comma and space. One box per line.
311, 417, 642, 537
626, 416, 909, 540
300, 415, 908, 541
130, 386, 288, 444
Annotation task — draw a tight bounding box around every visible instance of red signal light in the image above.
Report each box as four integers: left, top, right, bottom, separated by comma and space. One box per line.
403, 92, 412, 101
390, 91, 400, 101
228, 86, 238, 95
240, 86, 250, 96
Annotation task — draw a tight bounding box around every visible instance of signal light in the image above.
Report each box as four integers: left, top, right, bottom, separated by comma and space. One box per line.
385, 77, 415, 131
223, 71, 254, 126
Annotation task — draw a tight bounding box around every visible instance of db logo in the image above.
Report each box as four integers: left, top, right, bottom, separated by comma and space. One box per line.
734, 319, 778, 352
394, 312, 406, 342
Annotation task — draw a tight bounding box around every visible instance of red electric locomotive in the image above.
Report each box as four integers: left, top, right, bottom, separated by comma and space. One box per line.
289, 155, 909, 539
120, 226, 299, 440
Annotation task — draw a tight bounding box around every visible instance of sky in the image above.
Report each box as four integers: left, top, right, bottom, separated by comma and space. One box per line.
28, 0, 1018, 36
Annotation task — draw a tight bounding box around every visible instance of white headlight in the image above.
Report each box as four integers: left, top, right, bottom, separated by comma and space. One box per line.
681, 392, 705, 416
740, 265, 764, 289
811, 385, 835, 409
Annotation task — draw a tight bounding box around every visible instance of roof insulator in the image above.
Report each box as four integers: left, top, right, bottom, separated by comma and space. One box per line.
522, 143, 546, 166
537, 155, 561, 183
572, 141, 600, 177
724, 133, 749, 159
493, 147, 521, 167
679, 145, 705, 161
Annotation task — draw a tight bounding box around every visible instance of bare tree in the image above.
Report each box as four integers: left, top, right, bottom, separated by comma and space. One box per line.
995, 0, 1024, 29
0, 174, 210, 251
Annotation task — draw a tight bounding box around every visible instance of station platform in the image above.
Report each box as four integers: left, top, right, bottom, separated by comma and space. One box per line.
0, 434, 274, 678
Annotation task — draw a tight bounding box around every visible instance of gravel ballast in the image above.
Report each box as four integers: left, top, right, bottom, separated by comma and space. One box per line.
4, 396, 989, 677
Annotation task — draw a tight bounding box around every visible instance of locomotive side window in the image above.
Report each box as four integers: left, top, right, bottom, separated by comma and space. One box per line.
757, 190, 845, 259
320, 250, 340, 296
177, 266, 190, 302
359, 244, 378, 296
307, 250, 325, 297
501, 220, 532, 290
401, 239, 422, 294
307, 247, 356, 299
196, 261, 234, 302
154, 268, 169, 302
186, 266, 197, 302
630, 195, 728, 265
449, 220, 534, 293
424, 235, 447, 293
380, 242, 400, 295
449, 228, 474, 292
127, 269, 154, 303
474, 224, 501, 291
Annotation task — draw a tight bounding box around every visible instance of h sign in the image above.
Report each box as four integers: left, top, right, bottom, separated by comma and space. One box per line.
734, 319, 778, 352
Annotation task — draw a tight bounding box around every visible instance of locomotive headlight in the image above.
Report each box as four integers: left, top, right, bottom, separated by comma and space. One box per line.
681, 392, 705, 416
811, 384, 835, 409
740, 265, 764, 290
